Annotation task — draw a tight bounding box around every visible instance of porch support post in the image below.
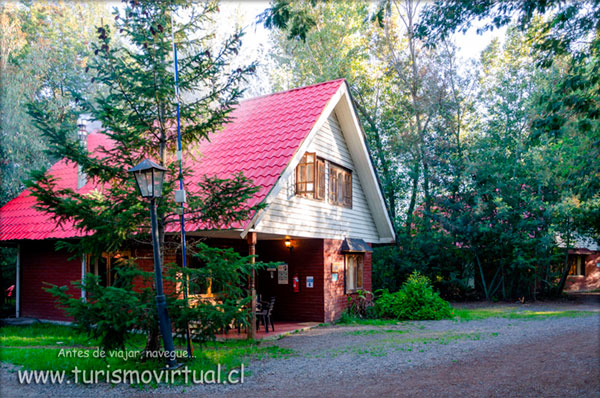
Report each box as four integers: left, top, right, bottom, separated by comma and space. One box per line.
16, 243, 20, 318
247, 232, 257, 340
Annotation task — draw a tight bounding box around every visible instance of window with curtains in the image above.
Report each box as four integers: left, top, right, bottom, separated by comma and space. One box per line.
295, 152, 325, 200
345, 254, 363, 293
329, 163, 352, 208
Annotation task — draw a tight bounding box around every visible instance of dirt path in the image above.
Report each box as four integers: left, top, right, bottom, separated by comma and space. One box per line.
273, 329, 599, 398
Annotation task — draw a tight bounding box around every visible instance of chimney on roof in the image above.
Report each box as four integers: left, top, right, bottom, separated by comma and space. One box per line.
77, 115, 88, 190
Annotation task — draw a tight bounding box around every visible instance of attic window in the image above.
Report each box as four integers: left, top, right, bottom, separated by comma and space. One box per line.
296, 152, 325, 200
329, 163, 352, 208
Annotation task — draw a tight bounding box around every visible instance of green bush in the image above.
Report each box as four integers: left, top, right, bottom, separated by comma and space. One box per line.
345, 289, 376, 319
45, 258, 156, 351
375, 271, 453, 320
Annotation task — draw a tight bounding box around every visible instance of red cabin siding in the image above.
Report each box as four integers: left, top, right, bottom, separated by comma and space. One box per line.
20, 241, 81, 321
256, 239, 325, 322
17, 237, 373, 324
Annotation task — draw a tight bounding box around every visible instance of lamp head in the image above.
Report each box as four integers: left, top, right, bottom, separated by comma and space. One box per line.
128, 159, 167, 198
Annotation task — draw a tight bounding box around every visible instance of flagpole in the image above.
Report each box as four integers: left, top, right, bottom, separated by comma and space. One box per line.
171, 11, 193, 360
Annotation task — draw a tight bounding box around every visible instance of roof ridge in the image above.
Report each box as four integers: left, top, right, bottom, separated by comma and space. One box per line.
239, 78, 345, 104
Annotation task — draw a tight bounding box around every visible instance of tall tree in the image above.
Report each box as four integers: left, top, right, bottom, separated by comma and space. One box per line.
25, 0, 258, 260
0, 1, 109, 206
262, 0, 406, 229
417, 0, 600, 238
0, 1, 110, 310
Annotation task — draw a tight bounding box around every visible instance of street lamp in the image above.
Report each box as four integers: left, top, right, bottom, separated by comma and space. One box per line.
128, 159, 178, 369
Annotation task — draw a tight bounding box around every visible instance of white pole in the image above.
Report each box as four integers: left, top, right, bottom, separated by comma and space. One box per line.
16, 243, 20, 318
81, 254, 86, 301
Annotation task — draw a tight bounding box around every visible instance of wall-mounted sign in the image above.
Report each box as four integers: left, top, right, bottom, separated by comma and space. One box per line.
306, 276, 314, 288
331, 273, 338, 282
331, 261, 344, 273
278, 264, 288, 284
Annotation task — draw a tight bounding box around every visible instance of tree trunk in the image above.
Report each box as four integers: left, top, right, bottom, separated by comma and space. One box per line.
556, 223, 572, 296
141, 325, 161, 361
405, 162, 420, 236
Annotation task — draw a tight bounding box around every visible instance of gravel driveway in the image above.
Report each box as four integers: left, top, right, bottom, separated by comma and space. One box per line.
1, 302, 599, 397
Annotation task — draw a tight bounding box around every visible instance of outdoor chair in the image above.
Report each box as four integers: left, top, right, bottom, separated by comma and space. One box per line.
256, 296, 276, 333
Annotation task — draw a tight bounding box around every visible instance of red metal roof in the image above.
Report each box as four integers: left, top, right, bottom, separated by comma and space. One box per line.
0, 79, 345, 241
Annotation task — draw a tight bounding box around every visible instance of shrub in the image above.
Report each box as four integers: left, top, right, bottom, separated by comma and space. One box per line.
45, 258, 156, 351
345, 289, 375, 319
167, 242, 270, 344
375, 271, 453, 320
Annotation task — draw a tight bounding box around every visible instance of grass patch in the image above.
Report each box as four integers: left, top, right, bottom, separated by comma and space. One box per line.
336, 314, 400, 326
453, 307, 597, 321
0, 323, 98, 347
343, 329, 409, 336
0, 324, 294, 386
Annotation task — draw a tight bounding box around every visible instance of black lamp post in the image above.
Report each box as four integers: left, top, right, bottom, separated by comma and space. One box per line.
128, 159, 178, 368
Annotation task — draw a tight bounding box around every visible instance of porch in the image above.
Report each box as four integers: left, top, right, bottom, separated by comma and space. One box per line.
215, 321, 320, 341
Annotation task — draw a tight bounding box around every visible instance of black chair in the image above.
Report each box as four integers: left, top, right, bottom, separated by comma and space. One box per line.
256, 297, 275, 333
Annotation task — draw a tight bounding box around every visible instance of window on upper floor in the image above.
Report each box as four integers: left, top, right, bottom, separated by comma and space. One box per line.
295, 152, 325, 200
329, 163, 352, 208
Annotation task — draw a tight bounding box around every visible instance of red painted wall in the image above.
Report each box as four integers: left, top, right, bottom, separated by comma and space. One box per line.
256, 239, 325, 322
20, 241, 81, 321
565, 252, 600, 292
18, 237, 373, 323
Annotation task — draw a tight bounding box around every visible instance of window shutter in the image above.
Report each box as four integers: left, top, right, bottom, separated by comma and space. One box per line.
344, 172, 352, 208
329, 166, 337, 204
337, 171, 344, 203
315, 159, 325, 200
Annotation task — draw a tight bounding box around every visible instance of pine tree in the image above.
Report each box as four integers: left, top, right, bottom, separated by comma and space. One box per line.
26, 0, 259, 258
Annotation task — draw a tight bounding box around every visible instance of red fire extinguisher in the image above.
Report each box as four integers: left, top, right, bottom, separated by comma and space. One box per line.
292, 274, 300, 293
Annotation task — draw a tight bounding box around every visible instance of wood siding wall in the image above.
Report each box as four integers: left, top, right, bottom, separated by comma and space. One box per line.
256, 239, 325, 322
256, 113, 380, 242
20, 241, 81, 321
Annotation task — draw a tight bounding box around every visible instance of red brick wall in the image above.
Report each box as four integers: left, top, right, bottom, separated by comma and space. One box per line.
256, 239, 325, 322
323, 239, 373, 323
324, 239, 345, 323
20, 241, 81, 321
132, 247, 177, 296
565, 252, 600, 292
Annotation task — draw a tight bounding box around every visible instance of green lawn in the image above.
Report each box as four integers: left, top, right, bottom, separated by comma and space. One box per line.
452, 307, 597, 321
0, 323, 293, 385
336, 306, 596, 324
